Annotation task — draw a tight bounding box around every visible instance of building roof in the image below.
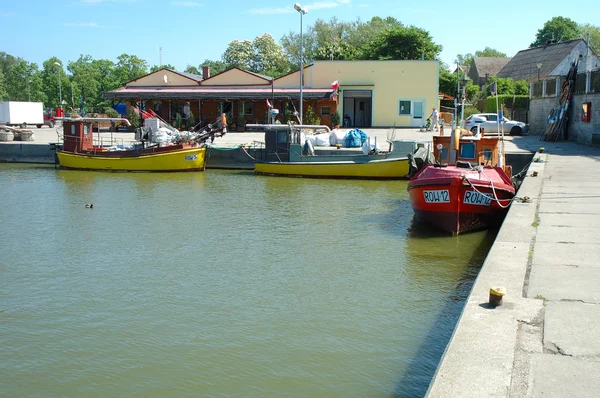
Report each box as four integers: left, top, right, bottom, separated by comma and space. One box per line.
104, 86, 335, 100
177, 70, 203, 82
471, 57, 511, 78
497, 39, 583, 81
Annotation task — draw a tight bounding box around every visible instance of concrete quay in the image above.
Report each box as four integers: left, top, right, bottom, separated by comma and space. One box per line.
427, 139, 600, 397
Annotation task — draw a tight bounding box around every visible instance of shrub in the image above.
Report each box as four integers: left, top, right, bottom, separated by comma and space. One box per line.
304, 105, 320, 125
126, 108, 140, 129
463, 106, 481, 119
331, 111, 341, 126
485, 95, 529, 113
105, 108, 119, 118
174, 113, 182, 129
187, 111, 196, 129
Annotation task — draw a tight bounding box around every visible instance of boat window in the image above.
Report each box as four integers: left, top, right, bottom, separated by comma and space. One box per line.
71, 125, 75, 135
277, 131, 288, 144
439, 147, 448, 162
483, 149, 492, 162
459, 142, 476, 159
321, 106, 330, 116
84, 124, 89, 135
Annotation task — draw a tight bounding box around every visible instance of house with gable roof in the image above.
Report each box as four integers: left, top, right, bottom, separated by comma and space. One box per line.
467, 57, 511, 87
497, 39, 600, 143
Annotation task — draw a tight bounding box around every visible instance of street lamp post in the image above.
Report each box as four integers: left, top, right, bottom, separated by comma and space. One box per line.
54, 62, 63, 116
294, 3, 307, 125
27, 80, 31, 102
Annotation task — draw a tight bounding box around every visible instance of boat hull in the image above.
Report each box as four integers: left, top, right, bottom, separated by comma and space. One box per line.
408, 165, 515, 234
254, 157, 411, 179
57, 146, 207, 172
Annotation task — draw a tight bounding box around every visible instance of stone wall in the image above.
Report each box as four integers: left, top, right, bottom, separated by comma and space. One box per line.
568, 94, 600, 145
529, 98, 556, 135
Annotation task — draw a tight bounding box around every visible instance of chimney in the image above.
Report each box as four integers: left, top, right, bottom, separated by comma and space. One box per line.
202, 66, 210, 79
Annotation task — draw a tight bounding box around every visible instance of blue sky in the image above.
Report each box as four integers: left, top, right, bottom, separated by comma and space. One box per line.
1, 0, 598, 72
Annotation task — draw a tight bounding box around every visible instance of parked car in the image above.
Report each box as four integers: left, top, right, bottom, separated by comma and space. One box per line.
464, 113, 529, 136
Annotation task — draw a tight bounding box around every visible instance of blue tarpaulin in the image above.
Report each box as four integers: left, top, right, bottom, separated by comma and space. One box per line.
344, 129, 368, 148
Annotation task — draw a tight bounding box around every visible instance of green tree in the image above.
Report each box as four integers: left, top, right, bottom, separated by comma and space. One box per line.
531, 17, 580, 47
114, 54, 148, 85
579, 23, 600, 54
92, 59, 119, 110
41, 57, 72, 109
362, 25, 441, 60
0, 68, 7, 101
150, 64, 176, 72
251, 33, 291, 76
184, 65, 200, 75
484, 77, 529, 96
199, 59, 227, 76
475, 47, 507, 58
222, 40, 254, 70
68, 55, 101, 110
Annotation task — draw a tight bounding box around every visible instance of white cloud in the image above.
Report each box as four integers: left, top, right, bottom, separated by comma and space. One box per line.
64, 22, 105, 28
249, 0, 350, 15
170, 1, 203, 6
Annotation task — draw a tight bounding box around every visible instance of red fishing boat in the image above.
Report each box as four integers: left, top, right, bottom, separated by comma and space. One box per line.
407, 131, 515, 234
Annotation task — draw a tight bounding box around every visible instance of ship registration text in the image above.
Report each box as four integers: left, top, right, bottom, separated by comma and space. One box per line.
423, 190, 450, 203
184, 154, 198, 161
464, 191, 492, 206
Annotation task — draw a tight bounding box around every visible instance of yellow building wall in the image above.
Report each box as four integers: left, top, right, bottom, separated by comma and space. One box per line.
127, 70, 198, 87
274, 60, 439, 127
202, 68, 270, 86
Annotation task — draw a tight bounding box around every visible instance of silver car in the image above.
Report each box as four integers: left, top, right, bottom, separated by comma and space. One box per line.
464, 113, 529, 136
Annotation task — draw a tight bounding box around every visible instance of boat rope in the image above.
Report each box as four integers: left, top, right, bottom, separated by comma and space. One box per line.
463, 171, 515, 209
239, 145, 257, 161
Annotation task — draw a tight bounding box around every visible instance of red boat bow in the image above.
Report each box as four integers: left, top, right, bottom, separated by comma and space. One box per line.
408, 164, 515, 234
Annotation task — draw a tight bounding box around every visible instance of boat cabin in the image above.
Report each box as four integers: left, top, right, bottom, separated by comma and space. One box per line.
62, 120, 95, 153
433, 136, 500, 166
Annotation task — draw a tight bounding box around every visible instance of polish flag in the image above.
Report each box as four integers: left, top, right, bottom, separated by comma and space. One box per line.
266, 99, 272, 108
331, 80, 339, 91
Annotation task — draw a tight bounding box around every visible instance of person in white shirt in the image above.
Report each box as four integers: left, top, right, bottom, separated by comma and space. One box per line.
429, 107, 439, 131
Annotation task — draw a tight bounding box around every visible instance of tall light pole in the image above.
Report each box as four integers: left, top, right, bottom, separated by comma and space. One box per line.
294, 3, 307, 125
54, 62, 63, 116
27, 80, 32, 102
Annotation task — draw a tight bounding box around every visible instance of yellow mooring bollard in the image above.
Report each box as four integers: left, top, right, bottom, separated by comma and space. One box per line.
489, 286, 506, 308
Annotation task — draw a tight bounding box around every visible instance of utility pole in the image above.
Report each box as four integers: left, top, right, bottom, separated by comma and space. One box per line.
159, 47, 163, 67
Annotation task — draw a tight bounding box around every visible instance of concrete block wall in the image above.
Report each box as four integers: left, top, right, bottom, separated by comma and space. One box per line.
569, 94, 600, 145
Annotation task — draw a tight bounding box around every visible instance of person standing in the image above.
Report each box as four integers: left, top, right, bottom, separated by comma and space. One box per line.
429, 107, 439, 131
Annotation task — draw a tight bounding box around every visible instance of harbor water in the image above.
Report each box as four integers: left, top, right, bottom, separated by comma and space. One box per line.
0, 164, 496, 397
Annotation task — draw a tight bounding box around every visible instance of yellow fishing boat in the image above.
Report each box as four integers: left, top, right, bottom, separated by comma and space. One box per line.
252, 124, 431, 179
255, 156, 411, 179
56, 118, 207, 172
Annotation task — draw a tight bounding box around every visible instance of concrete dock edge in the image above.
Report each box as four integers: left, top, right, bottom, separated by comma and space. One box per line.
426, 153, 547, 397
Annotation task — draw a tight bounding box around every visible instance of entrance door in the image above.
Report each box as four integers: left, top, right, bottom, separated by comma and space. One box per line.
412, 101, 424, 127
342, 90, 372, 128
